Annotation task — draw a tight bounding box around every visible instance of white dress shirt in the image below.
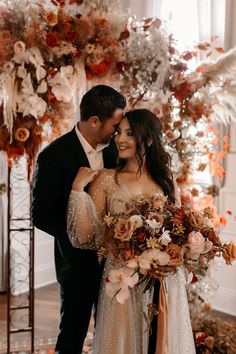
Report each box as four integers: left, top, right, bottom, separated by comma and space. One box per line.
75, 125, 108, 170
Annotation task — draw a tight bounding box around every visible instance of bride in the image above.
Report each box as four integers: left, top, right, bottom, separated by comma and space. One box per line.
67, 109, 196, 354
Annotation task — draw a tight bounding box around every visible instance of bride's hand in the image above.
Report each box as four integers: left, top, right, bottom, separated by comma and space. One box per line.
149, 265, 176, 279
72, 167, 99, 192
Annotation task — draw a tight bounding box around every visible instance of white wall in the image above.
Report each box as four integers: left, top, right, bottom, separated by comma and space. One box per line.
212, 123, 236, 315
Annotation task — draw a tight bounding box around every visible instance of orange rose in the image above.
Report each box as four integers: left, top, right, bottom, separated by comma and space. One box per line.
14, 128, 30, 142
44, 11, 58, 26
165, 243, 183, 265
222, 242, 236, 265
114, 218, 135, 241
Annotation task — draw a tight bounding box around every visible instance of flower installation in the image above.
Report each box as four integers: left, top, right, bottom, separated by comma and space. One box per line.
0, 0, 127, 176
100, 193, 236, 304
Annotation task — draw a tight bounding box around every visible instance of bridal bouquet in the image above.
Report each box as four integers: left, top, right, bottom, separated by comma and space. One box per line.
101, 193, 236, 303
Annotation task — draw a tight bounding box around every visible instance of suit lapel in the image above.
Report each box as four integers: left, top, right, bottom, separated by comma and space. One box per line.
103, 139, 117, 168
70, 127, 90, 167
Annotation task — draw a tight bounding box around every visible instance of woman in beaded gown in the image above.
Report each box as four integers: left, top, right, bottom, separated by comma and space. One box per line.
67, 109, 196, 354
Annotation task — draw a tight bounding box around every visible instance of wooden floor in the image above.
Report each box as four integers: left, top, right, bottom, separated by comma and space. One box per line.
0, 283, 236, 348
0, 283, 60, 345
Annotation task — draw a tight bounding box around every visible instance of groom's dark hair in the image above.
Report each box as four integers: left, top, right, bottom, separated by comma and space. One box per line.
80, 85, 126, 122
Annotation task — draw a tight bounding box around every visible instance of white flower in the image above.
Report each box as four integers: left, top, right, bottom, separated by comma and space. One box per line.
146, 219, 161, 230
21, 73, 34, 95
106, 267, 139, 304
37, 80, 47, 94
36, 66, 47, 81
18, 94, 47, 118
17, 65, 27, 79
27, 47, 44, 67
129, 215, 143, 229
14, 41, 26, 54
159, 228, 172, 246
140, 249, 170, 270
48, 66, 76, 103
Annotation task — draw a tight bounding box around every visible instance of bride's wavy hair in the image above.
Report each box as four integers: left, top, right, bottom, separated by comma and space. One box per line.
116, 109, 176, 203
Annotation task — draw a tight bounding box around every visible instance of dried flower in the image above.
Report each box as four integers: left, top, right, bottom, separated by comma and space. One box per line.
14, 128, 30, 142
222, 242, 236, 265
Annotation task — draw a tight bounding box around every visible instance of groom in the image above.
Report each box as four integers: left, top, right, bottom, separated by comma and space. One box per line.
32, 85, 126, 354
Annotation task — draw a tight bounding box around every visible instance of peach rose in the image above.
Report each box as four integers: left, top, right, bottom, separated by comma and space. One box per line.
114, 218, 136, 241
188, 231, 205, 254
222, 242, 236, 265
165, 243, 183, 265
14, 128, 30, 142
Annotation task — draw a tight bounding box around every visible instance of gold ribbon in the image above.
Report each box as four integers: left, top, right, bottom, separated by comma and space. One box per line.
155, 279, 168, 354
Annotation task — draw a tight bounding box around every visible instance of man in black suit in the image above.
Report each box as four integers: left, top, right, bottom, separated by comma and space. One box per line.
31, 85, 126, 354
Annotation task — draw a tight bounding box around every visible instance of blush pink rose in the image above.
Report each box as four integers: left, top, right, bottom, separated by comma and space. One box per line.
188, 231, 205, 254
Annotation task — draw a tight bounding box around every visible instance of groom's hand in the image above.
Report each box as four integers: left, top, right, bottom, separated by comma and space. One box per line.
72, 167, 98, 192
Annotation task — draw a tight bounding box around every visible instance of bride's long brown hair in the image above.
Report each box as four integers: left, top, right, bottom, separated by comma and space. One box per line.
116, 109, 176, 203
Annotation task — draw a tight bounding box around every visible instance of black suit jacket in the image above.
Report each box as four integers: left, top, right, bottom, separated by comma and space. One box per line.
32, 128, 117, 282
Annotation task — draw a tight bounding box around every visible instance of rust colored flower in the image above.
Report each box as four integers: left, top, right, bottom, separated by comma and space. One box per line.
44, 11, 58, 26
191, 188, 199, 197
46, 32, 59, 48
114, 218, 136, 241
32, 125, 43, 136
135, 227, 148, 242
207, 229, 221, 246
165, 243, 183, 265
88, 62, 109, 75
119, 29, 130, 40
14, 128, 30, 142
222, 242, 236, 265
66, 31, 79, 43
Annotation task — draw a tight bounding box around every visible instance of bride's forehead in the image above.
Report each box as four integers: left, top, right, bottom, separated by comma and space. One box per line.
119, 117, 130, 129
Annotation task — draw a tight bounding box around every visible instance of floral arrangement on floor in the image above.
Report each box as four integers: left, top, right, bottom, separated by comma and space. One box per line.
99, 193, 236, 304
187, 273, 236, 353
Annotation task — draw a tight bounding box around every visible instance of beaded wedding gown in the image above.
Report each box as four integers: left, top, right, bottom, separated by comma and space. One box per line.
67, 169, 196, 354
